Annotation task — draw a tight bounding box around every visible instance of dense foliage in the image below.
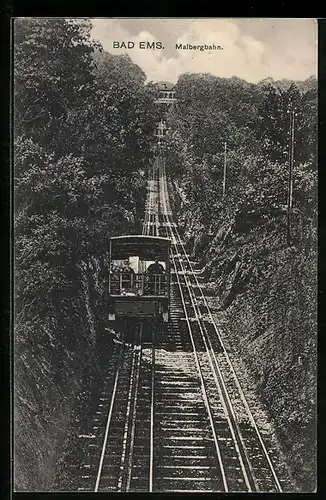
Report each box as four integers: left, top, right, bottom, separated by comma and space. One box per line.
165, 72, 316, 275
165, 73, 317, 491
14, 18, 159, 489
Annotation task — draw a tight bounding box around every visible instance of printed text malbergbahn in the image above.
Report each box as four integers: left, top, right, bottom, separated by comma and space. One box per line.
175, 43, 223, 51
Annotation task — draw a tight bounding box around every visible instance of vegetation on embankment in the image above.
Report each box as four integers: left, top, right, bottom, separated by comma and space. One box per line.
165, 73, 317, 492
14, 19, 160, 490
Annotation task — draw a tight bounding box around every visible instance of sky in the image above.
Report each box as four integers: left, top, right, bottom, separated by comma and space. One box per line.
90, 18, 317, 84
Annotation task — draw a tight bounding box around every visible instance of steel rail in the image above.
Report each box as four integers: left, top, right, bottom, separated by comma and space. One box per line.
159, 160, 255, 491
94, 342, 126, 492
168, 243, 229, 491
158, 161, 229, 492
143, 162, 158, 491
161, 158, 282, 493
125, 324, 143, 491
142, 166, 151, 235
160, 156, 283, 493
117, 340, 139, 490
119, 324, 143, 491
168, 236, 255, 490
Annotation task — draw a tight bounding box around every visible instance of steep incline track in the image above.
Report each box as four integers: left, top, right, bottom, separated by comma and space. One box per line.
156, 152, 285, 492
73, 152, 291, 493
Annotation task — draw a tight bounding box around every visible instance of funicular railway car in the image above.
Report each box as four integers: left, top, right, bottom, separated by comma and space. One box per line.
108, 235, 171, 323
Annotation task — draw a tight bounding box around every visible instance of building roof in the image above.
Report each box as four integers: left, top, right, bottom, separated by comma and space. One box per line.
110, 235, 170, 242
109, 235, 171, 260
155, 81, 175, 91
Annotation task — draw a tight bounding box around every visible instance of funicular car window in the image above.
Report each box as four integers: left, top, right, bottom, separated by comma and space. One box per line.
109, 237, 170, 297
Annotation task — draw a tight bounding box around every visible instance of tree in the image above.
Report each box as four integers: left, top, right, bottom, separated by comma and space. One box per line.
14, 18, 97, 144
257, 83, 317, 167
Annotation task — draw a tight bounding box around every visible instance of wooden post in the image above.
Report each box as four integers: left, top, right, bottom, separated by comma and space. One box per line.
287, 110, 295, 245
223, 142, 227, 197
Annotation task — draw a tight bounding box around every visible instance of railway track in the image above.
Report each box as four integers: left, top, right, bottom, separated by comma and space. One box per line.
157, 152, 286, 492
78, 161, 160, 492
74, 324, 156, 492
72, 150, 291, 493
143, 161, 160, 236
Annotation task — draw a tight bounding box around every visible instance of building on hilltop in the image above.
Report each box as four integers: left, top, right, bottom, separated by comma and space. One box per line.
154, 81, 177, 104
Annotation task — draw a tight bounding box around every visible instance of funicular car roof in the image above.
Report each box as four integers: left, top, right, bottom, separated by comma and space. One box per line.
110, 235, 171, 260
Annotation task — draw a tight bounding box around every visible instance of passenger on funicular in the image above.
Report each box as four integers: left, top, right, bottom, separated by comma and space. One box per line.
147, 256, 165, 275
146, 256, 165, 295
119, 259, 136, 295
120, 259, 135, 276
